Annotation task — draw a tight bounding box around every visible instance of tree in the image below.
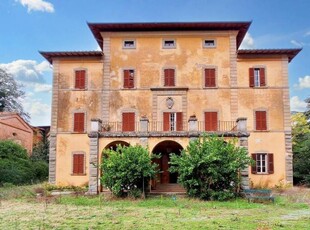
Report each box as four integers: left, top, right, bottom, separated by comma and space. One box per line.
292, 107, 310, 187
31, 129, 49, 163
0, 140, 48, 185
0, 68, 29, 121
100, 145, 158, 198
169, 135, 252, 201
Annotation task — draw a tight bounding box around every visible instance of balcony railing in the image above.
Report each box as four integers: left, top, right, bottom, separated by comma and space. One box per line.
99, 120, 237, 133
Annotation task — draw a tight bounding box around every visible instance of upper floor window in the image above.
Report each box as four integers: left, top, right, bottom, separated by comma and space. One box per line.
163, 39, 176, 49
204, 68, 216, 87
204, 111, 218, 131
74, 112, 85, 133
203, 39, 216, 48
122, 112, 135, 132
75, 70, 86, 89
123, 40, 136, 49
251, 153, 274, 174
72, 152, 85, 175
249, 68, 266, 87
163, 112, 183, 131
123, 69, 135, 89
255, 111, 267, 131
164, 69, 175, 87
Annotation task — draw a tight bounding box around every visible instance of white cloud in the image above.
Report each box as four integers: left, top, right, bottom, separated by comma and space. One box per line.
290, 40, 304, 47
17, 0, 54, 13
240, 33, 255, 49
0, 60, 51, 83
294, 75, 310, 89
290, 96, 307, 112
21, 95, 51, 126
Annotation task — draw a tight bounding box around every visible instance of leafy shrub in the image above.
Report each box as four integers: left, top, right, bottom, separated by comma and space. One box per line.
100, 145, 158, 197
170, 135, 252, 201
0, 140, 48, 186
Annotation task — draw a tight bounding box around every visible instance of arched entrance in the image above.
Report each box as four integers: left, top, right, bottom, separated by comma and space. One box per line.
104, 140, 130, 151
152, 140, 183, 186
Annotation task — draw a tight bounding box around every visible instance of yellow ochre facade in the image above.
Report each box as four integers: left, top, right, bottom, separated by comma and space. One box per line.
41, 22, 301, 194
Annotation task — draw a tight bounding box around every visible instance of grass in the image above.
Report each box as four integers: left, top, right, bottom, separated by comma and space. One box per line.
0, 184, 309, 229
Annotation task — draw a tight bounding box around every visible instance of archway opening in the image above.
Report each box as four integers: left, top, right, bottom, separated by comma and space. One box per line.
104, 140, 130, 151
152, 140, 183, 185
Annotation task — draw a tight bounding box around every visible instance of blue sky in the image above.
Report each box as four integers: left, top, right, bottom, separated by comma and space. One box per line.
0, 0, 309, 126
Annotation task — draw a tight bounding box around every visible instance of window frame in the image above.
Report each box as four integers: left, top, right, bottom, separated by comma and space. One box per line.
203, 67, 217, 88
163, 68, 176, 87
122, 112, 136, 132
72, 152, 86, 175
251, 153, 274, 175
73, 112, 86, 133
163, 112, 183, 131
123, 39, 136, 49
74, 69, 87, 90
204, 111, 218, 131
162, 39, 176, 49
255, 110, 268, 131
203, 39, 216, 48
123, 68, 135, 89
249, 67, 266, 87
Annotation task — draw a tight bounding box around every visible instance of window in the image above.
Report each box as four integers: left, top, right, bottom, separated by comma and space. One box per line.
123, 69, 135, 88
205, 112, 218, 131
163, 39, 176, 48
72, 153, 85, 175
163, 112, 183, 131
249, 68, 266, 87
122, 112, 135, 131
74, 113, 85, 132
203, 39, 216, 48
75, 70, 86, 89
204, 68, 216, 87
255, 111, 267, 131
251, 153, 274, 174
164, 69, 175, 86
123, 40, 136, 49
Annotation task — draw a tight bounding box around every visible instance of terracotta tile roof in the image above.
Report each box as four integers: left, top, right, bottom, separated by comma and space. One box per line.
88, 21, 251, 49
39, 51, 102, 64
238, 49, 302, 62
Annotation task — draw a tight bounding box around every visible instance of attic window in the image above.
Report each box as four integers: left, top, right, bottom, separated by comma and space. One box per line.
12, 132, 17, 136
163, 39, 176, 49
123, 40, 136, 49
204, 39, 216, 48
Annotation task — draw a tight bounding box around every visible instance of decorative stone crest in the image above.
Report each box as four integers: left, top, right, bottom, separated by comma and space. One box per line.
166, 97, 174, 109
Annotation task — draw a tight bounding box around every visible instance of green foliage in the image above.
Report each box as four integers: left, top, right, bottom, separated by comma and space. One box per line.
293, 132, 310, 186
30, 130, 49, 162
291, 113, 310, 145
100, 145, 158, 197
170, 135, 252, 201
0, 140, 48, 186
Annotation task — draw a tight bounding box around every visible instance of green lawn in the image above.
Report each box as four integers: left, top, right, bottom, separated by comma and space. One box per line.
0, 185, 309, 229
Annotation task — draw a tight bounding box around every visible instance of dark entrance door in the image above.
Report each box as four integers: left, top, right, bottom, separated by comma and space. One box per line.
152, 140, 183, 186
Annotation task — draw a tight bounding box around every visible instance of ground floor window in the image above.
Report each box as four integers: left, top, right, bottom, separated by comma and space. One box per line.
251, 153, 274, 174
72, 152, 85, 175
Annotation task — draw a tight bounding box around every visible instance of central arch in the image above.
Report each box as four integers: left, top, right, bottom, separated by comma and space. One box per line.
152, 140, 183, 185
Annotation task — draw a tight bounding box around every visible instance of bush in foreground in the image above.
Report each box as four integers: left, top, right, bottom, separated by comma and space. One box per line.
170, 135, 252, 201
100, 145, 158, 198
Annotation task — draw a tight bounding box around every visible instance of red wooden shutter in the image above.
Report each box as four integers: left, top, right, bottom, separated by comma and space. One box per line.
205, 112, 218, 131
163, 112, 170, 131
249, 68, 255, 87
122, 112, 135, 131
260, 68, 266, 86
164, 69, 175, 86
74, 113, 85, 132
176, 112, 183, 131
255, 111, 267, 130
205, 69, 216, 87
73, 154, 84, 174
268, 154, 274, 174
129, 70, 134, 88
251, 154, 257, 174
75, 70, 86, 89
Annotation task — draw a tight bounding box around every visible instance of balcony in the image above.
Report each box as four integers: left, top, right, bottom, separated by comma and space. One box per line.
90, 117, 248, 138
